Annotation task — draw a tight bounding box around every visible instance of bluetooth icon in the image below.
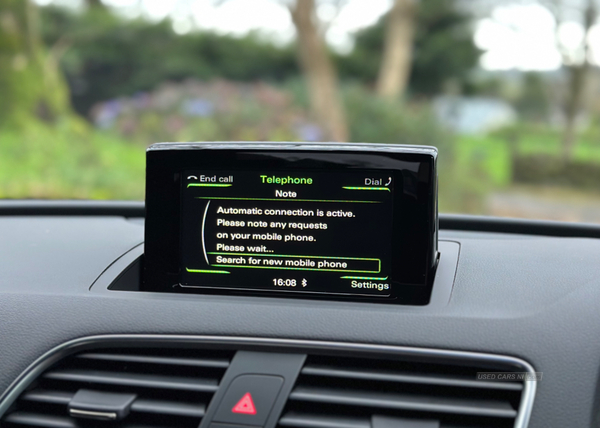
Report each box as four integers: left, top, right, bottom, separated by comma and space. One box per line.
302, 279, 307, 287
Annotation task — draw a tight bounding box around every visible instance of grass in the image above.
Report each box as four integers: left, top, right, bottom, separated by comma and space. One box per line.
0, 122, 146, 200
437, 128, 600, 213
451, 134, 512, 187
449, 129, 600, 188
493, 125, 600, 162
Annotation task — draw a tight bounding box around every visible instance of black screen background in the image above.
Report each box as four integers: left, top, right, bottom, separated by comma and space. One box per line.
180, 170, 394, 297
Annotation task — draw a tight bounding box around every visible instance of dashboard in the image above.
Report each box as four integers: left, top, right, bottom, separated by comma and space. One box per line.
1, 166, 600, 426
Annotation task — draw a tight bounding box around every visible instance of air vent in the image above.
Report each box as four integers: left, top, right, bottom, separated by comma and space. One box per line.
278, 354, 527, 428
1, 347, 234, 428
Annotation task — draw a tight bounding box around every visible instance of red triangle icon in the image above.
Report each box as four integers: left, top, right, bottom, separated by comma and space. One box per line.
232, 392, 257, 415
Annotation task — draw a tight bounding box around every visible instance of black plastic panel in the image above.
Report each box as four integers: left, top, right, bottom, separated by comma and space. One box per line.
201, 352, 305, 428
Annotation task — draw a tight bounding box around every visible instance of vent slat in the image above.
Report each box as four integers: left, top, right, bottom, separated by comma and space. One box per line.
77, 353, 230, 369
20, 390, 206, 419
3, 412, 76, 428
301, 365, 523, 391
289, 387, 518, 419
44, 369, 219, 392
22, 390, 72, 405
132, 399, 206, 418
279, 412, 371, 428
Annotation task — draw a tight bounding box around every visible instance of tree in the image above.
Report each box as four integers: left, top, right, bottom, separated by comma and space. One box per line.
514, 72, 551, 121
85, 0, 106, 8
376, 0, 417, 99
546, 0, 598, 160
289, 0, 348, 141
337, 0, 479, 97
0, 0, 72, 127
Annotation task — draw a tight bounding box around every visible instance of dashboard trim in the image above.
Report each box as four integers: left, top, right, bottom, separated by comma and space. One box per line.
0, 335, 536, 428
93, 241, 460, 308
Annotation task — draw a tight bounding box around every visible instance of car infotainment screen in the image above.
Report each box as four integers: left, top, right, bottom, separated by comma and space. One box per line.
180, 170, 394, 296
144, 142, 438, 304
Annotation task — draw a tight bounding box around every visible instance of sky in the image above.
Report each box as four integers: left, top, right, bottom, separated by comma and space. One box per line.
474, 2, 600, 70
34, 0, 600, 71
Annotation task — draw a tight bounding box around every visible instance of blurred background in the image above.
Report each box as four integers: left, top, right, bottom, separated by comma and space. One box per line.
2, 0, 600, 222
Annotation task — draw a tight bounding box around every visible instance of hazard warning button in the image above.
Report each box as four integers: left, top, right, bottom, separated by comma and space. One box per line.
232, 393, 256, 415
213, 375, 284, 426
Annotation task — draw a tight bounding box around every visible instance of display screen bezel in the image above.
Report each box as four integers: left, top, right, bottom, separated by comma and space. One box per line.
143, 142, 438, 305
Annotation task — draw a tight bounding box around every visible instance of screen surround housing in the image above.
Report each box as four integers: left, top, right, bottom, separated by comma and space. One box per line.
144, 142, 438, 305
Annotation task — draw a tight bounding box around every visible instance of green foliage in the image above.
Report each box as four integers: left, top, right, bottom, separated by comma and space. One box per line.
89, 80, 309, 144
4, 0, 597, 215
513, 154, 600, 190
453, 135, 512, 187
342, 84, 450, 148
493, 122, 600, 163
37, 0, 481, 116
0, 122, 144, 200
0, 0, 74, 128
40, 5, 299, 115
336, 0, 480, 95
440, 134, 512, 213
513, 73, 550, 121
1, 81, 455, 200
443, 124, 600, 212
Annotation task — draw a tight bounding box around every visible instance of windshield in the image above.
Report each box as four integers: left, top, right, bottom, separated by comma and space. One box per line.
2, 0, 599, 223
